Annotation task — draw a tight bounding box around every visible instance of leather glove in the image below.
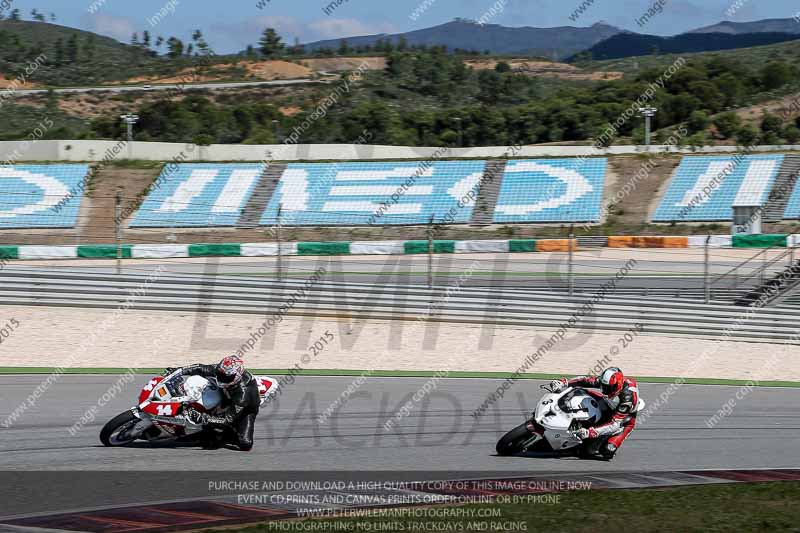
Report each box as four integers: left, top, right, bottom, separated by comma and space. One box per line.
576, 427, 598, 440
549, 378, 568, 393
185, 407, 209, 425
163, 367, 179, 376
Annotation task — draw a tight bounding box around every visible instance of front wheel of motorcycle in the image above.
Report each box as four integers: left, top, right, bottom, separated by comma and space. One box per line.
496, 422, 544, 456
100, 411, 141, 447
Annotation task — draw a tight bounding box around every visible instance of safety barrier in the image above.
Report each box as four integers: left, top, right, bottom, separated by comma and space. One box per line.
0, 235, 797, 261
607, 236, 689, 248
0, 270, 798, 344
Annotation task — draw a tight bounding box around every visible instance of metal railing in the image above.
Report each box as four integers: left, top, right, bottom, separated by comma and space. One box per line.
708, 242, 796, 303
1, 269, 799, 344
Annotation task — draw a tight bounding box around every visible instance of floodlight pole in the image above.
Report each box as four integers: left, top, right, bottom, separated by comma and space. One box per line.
638, 106, 657, 146
120, 113, 140, 143
454, 117, 462, 148
272, 120, 282, 143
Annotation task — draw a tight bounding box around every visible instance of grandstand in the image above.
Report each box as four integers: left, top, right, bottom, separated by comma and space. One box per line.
783, 176, 800, 220
125, 158, 610, 228
130, 164, 266, 228
493, 159, 607, 223
1, 153, 799, 247
652, 155, 784, 222
0, 165, 89, 229
260, 160, 487, 226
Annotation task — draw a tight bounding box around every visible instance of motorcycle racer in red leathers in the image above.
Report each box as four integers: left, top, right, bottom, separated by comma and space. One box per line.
549, 367, 642, 459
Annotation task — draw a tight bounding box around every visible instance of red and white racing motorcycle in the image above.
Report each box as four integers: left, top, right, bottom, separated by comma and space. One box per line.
496, 383, 620, 457
100, 370, 278, 447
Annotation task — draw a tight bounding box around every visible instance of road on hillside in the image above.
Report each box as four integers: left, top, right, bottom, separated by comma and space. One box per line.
12, 78, 326, 97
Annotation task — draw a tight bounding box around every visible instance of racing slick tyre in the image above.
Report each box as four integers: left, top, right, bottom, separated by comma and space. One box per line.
496, 422, 547, 456
100, 411, 141, 447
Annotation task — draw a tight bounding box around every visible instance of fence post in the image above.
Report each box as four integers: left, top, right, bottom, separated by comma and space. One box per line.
115, 193, 122, 276
276, 203, 283, 281
704, 233, 711, 303
568, 232, 575, 297
427, 214, 435, 289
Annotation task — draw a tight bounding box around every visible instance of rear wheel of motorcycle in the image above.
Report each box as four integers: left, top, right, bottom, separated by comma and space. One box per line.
496, 422, 542, 456
100, 411, 140, 447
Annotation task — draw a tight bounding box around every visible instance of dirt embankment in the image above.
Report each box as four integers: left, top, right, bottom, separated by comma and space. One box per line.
732, 92, 800, 125
0, 73, 41, 89
118, 57, 388, 87
465, 59, 623, 81
299, 57, 387, 73
14, 84, 316, 120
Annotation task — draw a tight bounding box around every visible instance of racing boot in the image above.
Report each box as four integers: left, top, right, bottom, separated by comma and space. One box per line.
600, 442, 617, 460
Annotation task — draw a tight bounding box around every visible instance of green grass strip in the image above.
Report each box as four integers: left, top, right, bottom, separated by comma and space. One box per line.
0, 367, 797, 387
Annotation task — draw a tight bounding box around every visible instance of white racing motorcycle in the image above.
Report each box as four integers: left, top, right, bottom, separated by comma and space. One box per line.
100, 370, 278, 447
496, 383, 614, 458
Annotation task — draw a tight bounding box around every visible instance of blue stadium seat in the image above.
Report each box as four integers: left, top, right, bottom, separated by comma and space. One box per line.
492, 159, 607, 223
130, 164, 265, 227
260, 161, 487, 226
0, 165, 90, 229
783, 179, 800, 220
653, 155, 783, 222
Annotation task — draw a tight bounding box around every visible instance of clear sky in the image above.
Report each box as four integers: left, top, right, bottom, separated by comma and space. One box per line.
5, 0, 800, 53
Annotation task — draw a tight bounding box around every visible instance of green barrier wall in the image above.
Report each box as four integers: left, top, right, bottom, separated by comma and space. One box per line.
509, 239, 537, 253
732, 234, 787, 248
0, 246, 19, 260
188, 244, 242, 257
77, 245, 133, 259
297, 242, 351, 256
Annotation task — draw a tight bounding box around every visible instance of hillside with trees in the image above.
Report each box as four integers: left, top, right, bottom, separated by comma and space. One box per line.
0, 18, 238, 86
3, 17, 800, 148
83, 47, 800, 148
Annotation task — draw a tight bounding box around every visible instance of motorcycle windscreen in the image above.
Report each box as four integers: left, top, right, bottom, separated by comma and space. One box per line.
201, 387, 222, 410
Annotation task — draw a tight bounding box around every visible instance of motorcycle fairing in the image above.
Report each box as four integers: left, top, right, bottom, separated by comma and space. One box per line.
534, 387, 611, 451
138, 376, 164, 404
254, 376, 279, 405
140, 401, 183, 417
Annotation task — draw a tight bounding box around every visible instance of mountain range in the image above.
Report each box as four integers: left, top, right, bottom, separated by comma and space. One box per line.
303, 20, 623, 60
303, 17, 800, 60
575, 31, 800, 61
689, 18, 800, 35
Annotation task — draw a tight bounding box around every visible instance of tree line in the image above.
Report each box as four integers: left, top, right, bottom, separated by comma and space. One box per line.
82, 49, 800, 147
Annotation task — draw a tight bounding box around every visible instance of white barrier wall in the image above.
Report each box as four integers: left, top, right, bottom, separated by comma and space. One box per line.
2, 140, 800, 163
